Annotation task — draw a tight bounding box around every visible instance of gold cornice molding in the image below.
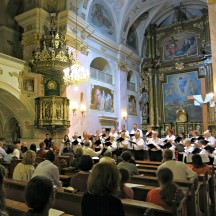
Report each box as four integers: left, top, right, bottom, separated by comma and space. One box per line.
0, 67, 3, 75
208, 0, 216, 4
22, 32, 40, 46
98, 116, 118, 126
65, 34, 89, 55
9, 71, 19, 78
118, 62, 129, 72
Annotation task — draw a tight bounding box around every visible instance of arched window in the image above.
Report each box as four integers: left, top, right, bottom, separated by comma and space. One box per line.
90, 57, 113, 84
127, 71, 136, 91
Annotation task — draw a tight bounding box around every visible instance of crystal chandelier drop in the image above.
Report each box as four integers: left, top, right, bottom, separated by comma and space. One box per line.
63, 59, 90, 85
63, 0, 89, 85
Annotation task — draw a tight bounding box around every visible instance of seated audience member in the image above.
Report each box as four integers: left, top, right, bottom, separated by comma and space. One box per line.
190, 154, 211, 175
62, 142, 73, 155
158, 149, 197, 181
71, 147, 83, 169
13, 150, 36, 181
70, 155, 93, 192
3, 145, 14, 163
99, 151, 115, 164
117, 151, 139, 177
0, 167, 8, 216
82, 163, 125, 216
37, 142, 47, 158
32, 150, 61, 187
25, 176, 54, 216
147, 168, 184, 211
12, 141, 21, 159
119, 168, 134, 199
82, 140, 102, 157
0, 142, 7, 160
30, 144, 37, 153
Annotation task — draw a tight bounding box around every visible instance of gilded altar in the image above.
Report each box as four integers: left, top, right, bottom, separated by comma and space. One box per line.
141, 11, 213, 134
35, 96, 70, 129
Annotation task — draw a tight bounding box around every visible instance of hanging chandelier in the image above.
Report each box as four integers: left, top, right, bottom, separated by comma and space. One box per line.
63, 0, 89, 85
32, 13, 73, 75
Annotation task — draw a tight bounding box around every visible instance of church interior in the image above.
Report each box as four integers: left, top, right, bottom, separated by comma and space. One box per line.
0, 0, 216, 216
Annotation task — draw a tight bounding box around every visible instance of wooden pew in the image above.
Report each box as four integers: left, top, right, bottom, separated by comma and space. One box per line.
5, 198, 73, 216
122, 199, 172, 216
135, 160, 161, 166
136, 164, 158, 170
3, 178, 176, 216
130, 175, 197, 216
138, 169, 157, 176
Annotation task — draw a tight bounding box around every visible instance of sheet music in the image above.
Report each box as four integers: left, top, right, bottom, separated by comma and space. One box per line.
49, 208, 65, 216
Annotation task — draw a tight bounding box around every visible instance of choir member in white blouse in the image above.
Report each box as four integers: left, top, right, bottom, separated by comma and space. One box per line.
165, 128, 176, 143
131, 131, 146, 160
130, 123, 143, 138
203, 130, 216, 147
147, 131, 162, 161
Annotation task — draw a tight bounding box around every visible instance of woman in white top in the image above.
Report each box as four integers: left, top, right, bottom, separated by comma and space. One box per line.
165, 128, 176, 143
148, 131, 162, 161
13, 150, 36, 181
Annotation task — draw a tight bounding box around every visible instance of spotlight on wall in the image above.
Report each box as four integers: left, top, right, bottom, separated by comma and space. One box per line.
121, 111, 128, 121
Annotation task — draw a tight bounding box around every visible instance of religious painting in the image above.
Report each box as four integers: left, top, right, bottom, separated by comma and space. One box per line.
90, 85, 114, 112
163, 71, 202, 122
88, 0, 115, 40
45, 80, 60, 96
23, 78, 34, 92
128, 95, 137, 115
140, 90, 149, 120
126, 26, 138, 51
163, 32, 198, 60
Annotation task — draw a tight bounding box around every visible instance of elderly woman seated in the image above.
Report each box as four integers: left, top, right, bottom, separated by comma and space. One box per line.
13, 150, 36, 181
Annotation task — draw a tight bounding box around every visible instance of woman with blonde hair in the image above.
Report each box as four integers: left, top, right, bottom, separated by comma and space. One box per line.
82, 162, 125, 216
13, 150, 36, 181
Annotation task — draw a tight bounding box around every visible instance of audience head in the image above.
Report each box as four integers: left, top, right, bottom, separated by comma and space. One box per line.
87, 162, 120, 196
6, 144, 15, 154
192, 154, 204, 168
99, 156, 115, 165
121, 151, 132, 162
78, 155, 93, 171
83, 140, 90, 147
22, 150, 36, 165
157, 168, 173, 187
74, 147, 83, 157
14, 140, 21, 149
157, 168, 184, 210
46, 150, 55, 162
162, 149, 173, 161
39, 142, 45, 149
30, 143, 37, 152
25, 176, 54, 214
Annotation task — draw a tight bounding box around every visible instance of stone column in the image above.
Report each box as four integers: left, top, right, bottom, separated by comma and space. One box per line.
15, 8, 49, 61
208, 0, 216, 123
208, 1, 216, 93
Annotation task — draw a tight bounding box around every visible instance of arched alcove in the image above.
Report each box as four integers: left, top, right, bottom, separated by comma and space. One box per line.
127, 70, 137, 92
90, 57, 113, 84
0, 86, 34, 140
